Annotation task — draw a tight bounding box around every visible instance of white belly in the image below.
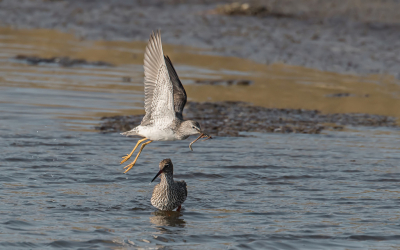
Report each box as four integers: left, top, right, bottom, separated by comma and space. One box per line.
137, 126, 177, 141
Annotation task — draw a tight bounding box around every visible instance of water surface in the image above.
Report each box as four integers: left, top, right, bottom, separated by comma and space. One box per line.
1, 28, 400, 249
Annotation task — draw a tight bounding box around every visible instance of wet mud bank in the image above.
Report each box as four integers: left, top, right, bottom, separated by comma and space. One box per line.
14, 55, 114, 67
1, 0, 400, 78
97, 101, 398, 137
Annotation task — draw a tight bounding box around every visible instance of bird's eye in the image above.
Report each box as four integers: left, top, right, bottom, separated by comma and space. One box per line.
192, 126, 195, 129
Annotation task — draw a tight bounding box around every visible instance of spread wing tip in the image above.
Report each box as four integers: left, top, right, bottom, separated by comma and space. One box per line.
142, 29, 176, 125
148, 30, 161, 45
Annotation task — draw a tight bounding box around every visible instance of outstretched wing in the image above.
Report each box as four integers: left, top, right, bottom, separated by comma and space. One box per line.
141, 31, 175, 127
164, 55, 187, 119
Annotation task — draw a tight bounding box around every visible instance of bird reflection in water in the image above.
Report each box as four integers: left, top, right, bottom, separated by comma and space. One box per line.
150, 210, 186, 228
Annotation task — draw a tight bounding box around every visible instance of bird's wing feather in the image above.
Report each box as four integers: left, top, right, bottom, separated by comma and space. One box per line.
141, 31, 175, 127
164, 55, 187, 119
177, 180, 187, 198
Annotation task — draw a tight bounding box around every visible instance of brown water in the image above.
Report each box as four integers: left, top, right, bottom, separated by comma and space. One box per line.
1, 27, 400, 249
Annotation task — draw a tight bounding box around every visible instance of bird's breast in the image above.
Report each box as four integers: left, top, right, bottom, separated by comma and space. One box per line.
137, 126, 177, 141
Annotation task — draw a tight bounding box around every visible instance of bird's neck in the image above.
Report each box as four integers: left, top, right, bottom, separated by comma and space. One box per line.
160, 173, 174, 186
176, 123, 190, 140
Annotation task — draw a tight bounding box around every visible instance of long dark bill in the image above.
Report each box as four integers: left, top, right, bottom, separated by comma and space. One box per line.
151, 169, 163, 183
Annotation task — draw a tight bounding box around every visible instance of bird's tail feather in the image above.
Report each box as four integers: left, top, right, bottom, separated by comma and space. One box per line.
120, 130, 138, 136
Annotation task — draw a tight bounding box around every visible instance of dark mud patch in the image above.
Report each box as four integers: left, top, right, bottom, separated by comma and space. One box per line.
209, 2, 292, 18
212, 3, 267, 17
325, 93, 370, 98
96, 101, 398, 137
325, 93, 354, 98
14, 55, 114, 67
195, 79, 252, 86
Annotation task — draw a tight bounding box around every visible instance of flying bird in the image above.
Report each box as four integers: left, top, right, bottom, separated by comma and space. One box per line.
120, 31, 210, 173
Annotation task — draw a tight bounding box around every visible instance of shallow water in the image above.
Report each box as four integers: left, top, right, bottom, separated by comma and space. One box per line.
1, 28, 400, 249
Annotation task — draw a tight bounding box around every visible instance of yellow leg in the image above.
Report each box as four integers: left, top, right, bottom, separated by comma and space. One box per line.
123, 140, 153, 173
120, 138, 148, 164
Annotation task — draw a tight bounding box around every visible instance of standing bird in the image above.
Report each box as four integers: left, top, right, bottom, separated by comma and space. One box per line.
120, 31, 210, 174
150, 159, 187, 212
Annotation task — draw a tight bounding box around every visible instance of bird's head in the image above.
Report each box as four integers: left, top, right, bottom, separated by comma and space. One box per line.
151, 158, 174, 182
180, 120, 202, 136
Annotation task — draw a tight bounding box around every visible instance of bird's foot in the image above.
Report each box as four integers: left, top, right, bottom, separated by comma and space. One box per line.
122, 140, 152, 174
120, 138, 149, 164
120, 154, 131, 164
123, 161, 137, 173
176, 205, 182, 212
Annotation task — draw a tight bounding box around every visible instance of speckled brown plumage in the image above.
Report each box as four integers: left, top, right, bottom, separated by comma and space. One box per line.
151, 159, 187, 211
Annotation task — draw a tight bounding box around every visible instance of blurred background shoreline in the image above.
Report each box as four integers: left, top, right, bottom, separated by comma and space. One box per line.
1, 0, 399, 78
